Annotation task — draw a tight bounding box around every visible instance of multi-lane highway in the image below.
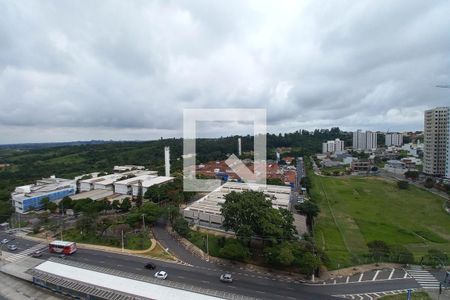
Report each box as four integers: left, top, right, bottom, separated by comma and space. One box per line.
0, 229, 424, 300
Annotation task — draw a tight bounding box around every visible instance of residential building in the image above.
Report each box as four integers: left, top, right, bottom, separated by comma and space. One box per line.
351, 160, 372, 173
423, 107, 450, 178
11, 177, 76, 214
322, 138, 345, 154
385, 133, 403, 146
352, 130, 377, 151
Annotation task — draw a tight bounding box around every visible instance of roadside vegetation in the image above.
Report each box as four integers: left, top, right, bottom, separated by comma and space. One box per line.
170, 190, 325, 276
379, 292, 431, 300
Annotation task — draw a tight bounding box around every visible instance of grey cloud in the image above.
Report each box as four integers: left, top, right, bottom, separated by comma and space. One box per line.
0, 0, 449, 143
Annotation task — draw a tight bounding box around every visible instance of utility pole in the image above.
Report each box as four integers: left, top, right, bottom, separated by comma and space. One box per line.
121, 230, 124, 252
206, 232, 209, 261
60, 203, 64, 241
142, 214, 146, 230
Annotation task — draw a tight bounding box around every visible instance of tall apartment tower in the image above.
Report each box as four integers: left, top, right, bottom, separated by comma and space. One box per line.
322, 138, 345, 154
423, 107, 450, 177
385, 133, 403, 146
352, 130, 377, 151
164, 146, 170, 177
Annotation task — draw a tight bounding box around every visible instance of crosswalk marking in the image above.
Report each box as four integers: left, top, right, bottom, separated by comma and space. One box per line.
406, 268, 440, 289
3, 243, 47, 263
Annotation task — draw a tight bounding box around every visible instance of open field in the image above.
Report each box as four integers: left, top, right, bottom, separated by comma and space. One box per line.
311, 174, 450, 269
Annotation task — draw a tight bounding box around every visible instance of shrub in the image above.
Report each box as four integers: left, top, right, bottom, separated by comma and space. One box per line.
367, 240, 390, 261
219, 239, 250, 260
424, 177, 434, 189
172, 217, 190, 238
397, 180, 409, 189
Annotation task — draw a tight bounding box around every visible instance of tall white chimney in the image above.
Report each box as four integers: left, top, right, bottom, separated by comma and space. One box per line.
164, 146, 170, 177
238, 138, 242, 156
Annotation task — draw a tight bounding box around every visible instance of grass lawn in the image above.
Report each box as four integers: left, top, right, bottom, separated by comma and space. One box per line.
63, 228, 151, 250
311, 174, 450, 269
379, 292, 431, 300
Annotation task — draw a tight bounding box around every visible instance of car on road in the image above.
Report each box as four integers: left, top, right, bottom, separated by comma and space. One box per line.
145, 262, 156, 270
31, 250, 43, 258
220, 273, 233, 283
154, 271, 168, 279
1, 238, 9, 244
7, 245, 17, 251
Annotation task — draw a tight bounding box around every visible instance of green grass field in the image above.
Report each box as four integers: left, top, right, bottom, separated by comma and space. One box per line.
311, 174, 450, 269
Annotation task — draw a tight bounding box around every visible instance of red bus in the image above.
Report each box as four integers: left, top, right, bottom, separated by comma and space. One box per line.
49, 240, 77, 254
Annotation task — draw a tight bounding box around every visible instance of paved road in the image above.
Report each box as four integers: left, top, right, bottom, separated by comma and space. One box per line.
0, 231, 424, 300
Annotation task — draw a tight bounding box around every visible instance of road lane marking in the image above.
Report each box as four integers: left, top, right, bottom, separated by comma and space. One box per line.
372, 270, 380, 281
388, 268, 395, 280
358, 273, 364, 282
346, 276, 350, 283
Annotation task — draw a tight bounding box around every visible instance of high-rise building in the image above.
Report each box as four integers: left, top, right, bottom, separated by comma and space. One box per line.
322, 138, 345, 154
385, 133, 403, 146
352, 130, 377, 151
423, 107, 450, 177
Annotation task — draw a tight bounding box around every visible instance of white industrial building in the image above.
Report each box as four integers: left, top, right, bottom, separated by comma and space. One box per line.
183, 182, 292, 227
11, 177, 76, 214
114, 174, 174, 196
79, 170, 155, 192
113, 165, 146, 172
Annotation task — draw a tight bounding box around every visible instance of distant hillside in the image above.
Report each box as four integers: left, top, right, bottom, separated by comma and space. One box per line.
0, 128, 350, 222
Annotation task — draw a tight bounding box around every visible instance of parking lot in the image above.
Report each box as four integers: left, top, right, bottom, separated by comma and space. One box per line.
322, 268, 410, 285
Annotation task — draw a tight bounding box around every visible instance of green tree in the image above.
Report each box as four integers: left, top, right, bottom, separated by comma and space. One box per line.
135, 180, 143, 208
300, 176, 312, 192
221, 191, 296, 243
404, 171, 419, 180
111, 199, 121, 210
219, 239, 250, 260
424, 177, 434, 189
423, 249, 448, 266
59, 196, 73, 212
120, 198, 132, 212
397, 180, 409, 189
166, 205, 180, 225
367, 240, 390, 261
295, 201, 320, 233
172, 216, 190, 238
389, 245, 414, 264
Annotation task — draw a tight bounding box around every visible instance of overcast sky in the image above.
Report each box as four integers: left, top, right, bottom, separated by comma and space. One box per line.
0, 0, 449, 144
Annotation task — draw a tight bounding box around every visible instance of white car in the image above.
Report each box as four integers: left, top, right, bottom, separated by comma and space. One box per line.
154, 271, 168, 280
220, 273, 233, 283
1, 238, 9, 244
7, 245, 17, 251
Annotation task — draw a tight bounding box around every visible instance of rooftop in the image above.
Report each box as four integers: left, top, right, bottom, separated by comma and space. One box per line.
184, 182, 291, 217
